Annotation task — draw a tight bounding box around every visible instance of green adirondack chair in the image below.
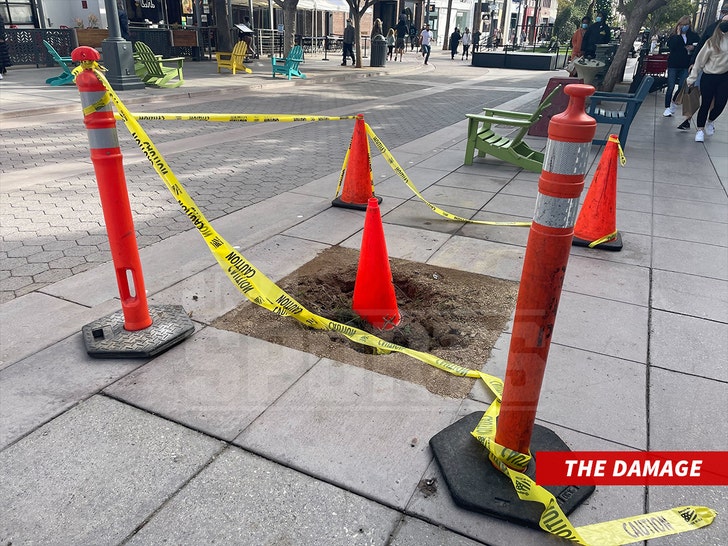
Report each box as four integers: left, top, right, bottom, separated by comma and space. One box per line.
133, 41, 184, 88
43, 40, 75, 86
464, 85, 562, 172
271, 45, 306, 80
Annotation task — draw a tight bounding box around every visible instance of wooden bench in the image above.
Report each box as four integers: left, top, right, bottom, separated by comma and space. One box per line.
464, 84, 561, 172
134, 41, 184, 88
43, 40, 75, 86
271, 44, 306, 80
586, 75, 653, 147
216, 41, 252, 74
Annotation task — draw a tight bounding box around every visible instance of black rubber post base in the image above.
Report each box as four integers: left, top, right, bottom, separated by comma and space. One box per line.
82, 304, 195, 358
430, 411, 595, 529
572, 231, 623, 251
331, 195, 382, 211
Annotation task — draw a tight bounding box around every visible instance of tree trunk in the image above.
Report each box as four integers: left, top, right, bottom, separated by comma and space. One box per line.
283, 0, 299, 55
602, 0, 667, 91
353, 11, 362, 67
214, 0, 233, 52
441, 0, 453, 50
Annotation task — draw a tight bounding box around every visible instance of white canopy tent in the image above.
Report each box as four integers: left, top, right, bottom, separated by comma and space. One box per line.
297, 0, 350, 11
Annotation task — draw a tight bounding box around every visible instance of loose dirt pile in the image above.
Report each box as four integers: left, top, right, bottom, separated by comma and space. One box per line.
213, 246, 518, 398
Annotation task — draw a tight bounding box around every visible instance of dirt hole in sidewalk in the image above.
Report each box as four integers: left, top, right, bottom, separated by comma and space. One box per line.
212, 246, 518, 398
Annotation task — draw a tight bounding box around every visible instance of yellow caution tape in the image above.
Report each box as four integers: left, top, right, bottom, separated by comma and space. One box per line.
82, 64, 487, 383
117, 113, 358, 122
363, 123, 532, 227
577, 505, 716, 545
607, 134, 627, 166
588, 230, 619, 248
79, 62, 716, 546
115, 105, 530, 228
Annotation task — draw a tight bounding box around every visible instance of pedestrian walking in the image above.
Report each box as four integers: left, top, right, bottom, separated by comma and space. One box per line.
341, 18, 356, 66
461, 28, 472, 59
472, 29, 481, 52
449, 28, 461, 59
371, 18, 383, 38
582, 11, 611, 59
0, 14, 11, 80
386, 28, 395, 61
409, 24, 417, 51
117, 0, 131, 40
663, 16, 700, 117
688, 15, 728, 142
420, 24, 433, 65
395, 15, 408, 61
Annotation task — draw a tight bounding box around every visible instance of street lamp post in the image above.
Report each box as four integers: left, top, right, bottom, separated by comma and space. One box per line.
100, 0, 144, 89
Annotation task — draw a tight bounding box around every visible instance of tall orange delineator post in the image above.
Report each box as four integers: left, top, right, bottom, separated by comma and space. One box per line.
332, 114, 381, 211
429, 85, 598, 528
73, 47, 194, 358
74, 47, 152, 332
495, 84, 597, 458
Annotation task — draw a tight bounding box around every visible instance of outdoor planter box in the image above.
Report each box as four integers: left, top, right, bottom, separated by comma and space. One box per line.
172, 30, 198, 47
75, 28, 109, 49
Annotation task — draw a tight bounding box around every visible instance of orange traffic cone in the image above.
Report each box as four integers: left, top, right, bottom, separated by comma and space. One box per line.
352, 198, 401, 330
332, 114, 381, 211
572, 134, 623, 251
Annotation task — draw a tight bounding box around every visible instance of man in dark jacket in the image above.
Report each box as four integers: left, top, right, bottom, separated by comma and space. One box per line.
582, 11, 611, 58
342, 19, 356, 66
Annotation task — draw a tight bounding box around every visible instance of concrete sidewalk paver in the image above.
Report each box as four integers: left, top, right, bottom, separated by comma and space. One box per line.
125, 446, 401, 545
651, 269, 728, 322
0, 395, 224, 544
650, 310, 728, 381
389, 516, 485, 545
474, 334, 647, 448
235, 359, 462, 510
105, 328, 320, 441
0, 335, 144, 449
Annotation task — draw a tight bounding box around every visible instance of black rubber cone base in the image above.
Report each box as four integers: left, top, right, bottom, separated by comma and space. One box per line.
430, 412, 595, 529
572, 231, 623, 251
82, 304, 195, 358
331, 194, 382, 211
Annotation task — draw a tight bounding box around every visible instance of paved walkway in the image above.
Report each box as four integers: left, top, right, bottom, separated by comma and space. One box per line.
0, 49, 726, 545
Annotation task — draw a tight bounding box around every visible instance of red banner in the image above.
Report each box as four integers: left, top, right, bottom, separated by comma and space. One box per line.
536, 451, 728, 486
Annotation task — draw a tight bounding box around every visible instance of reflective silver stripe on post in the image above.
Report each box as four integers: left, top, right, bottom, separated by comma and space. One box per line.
79, 91, 111, 111
87, 128, 120, 149
533, 193, 580, 228
542, 139, 590, 176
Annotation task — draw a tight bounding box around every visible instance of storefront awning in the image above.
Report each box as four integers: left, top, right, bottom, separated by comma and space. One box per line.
297, 0, 350, 12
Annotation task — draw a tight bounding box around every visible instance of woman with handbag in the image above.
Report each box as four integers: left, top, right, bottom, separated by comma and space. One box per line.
663, 16, 700, 117
687, 16, 728, 142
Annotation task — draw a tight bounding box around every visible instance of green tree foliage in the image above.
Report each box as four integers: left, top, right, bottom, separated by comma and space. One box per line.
645, 0, 698, 34
595, 0, 612, 19
601, 0, 669, 91
553, 0, 590, 44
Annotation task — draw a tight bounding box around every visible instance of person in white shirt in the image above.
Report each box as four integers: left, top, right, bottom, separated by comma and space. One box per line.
687, 16, 728, 142
461, 28, 472, 59
420, 24, 434, 64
